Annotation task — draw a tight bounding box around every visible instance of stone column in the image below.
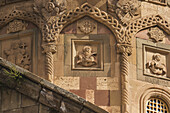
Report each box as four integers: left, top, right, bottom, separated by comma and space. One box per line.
117, 44, 132, 113
42, 43, 57, 83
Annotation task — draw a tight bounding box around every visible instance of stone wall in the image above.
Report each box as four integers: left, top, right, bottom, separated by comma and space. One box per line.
0, 57, 108, 113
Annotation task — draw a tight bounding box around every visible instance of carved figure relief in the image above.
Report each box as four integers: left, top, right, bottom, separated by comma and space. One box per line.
33, 0, 67, 20
78, 20, 96, 34
114, 0, 141, 25
76, 46, 97, 67
146, 53, 167, 76
7, 20, 28, 33
4, 42, 31, 70
148, 27, 165, 42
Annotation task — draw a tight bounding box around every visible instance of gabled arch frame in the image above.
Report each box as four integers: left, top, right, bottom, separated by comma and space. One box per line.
126, 15, 170, 39
127, 15, 170, 113
55, 3, 132, 113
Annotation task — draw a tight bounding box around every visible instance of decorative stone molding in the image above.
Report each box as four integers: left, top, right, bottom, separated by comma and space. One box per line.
7, 20, 28, 33
148, 27, 165, 42
42, 43, 57, 82
33, 0, 67, 21
146, 53, 167, 76
78, 20, 96, 34
120, 52, 130, 113
127, 15, 170, 36
117, 44, 132, 55
108, 0, 141, 25
4, 41, 31, 70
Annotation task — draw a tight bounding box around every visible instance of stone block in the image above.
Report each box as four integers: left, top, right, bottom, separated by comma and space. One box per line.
15, 79, 41, 100
21, 94, 37, 107
23, 105, 38, 113
39, 88, 62, 109
97, 77, 119, 90
95, 90, 110, 106
2, 89, 21, 111
80, 77, 96, 90
54, 77, 80, 90
81, 107, 95, 113
99, 106, 120, 113
70, 90, 86, 99
39, 104, 50, 113
110, 90, 121, 106
3, 108, 23, 113
60, 99, 82, 113
86, 90, 95, 104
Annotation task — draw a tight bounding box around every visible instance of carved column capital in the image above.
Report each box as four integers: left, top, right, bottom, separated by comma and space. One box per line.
42, 43, 57, 54
117, 44, 132, 55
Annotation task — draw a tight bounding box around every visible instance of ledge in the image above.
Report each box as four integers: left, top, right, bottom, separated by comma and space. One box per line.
0, 57, 108, 113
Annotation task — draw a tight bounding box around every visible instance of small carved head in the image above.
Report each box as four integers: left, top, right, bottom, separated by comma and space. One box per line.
83, 46, 92, 55
152, 54, 161, 62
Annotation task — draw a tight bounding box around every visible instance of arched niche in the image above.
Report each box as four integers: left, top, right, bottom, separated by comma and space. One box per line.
0, 18, 47, 79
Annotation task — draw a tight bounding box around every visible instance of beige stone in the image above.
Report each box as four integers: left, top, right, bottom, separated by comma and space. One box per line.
85, 90, 94, 104
97, 77, 119, 90
53, 77, 80, 90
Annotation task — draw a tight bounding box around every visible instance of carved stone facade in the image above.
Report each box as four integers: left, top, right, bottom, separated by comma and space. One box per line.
4, 41, 31, 70
0, 0, 169, 113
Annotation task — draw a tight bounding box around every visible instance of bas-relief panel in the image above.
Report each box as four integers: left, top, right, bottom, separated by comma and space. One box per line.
64, 34, 111, 77
0, 29, 36, 72
137, 38, 170, 87
72, 39, 103, 70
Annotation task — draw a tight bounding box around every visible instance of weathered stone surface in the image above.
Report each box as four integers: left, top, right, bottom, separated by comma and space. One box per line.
3, 108, 23, 113
2, 89, 21, 111
21, 94, 37, 107
23, 105, 39, 113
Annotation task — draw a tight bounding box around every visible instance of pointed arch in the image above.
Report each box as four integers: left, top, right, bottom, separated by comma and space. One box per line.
0, 9, 45, 33
127, 15, 170, 37
57, 3, 130, 45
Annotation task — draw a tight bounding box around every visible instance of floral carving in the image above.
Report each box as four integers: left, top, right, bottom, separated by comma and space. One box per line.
7, 20, 28, 33
75, 46, 97, 67
148, 27, 165, 42
4, 42, 31, 70
78, 20, 96, 34
33, 0, 67, 20
146, 54, 167, 76
115, 0, 141, 25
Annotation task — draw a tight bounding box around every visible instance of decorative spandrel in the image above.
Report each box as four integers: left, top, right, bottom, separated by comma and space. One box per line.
76, 46, 97, 67
4, 42, 31, 70
146, 53, 167, 76
148, 27, 165, 43
7, 20, 28, 33
72, 40, 103, 70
